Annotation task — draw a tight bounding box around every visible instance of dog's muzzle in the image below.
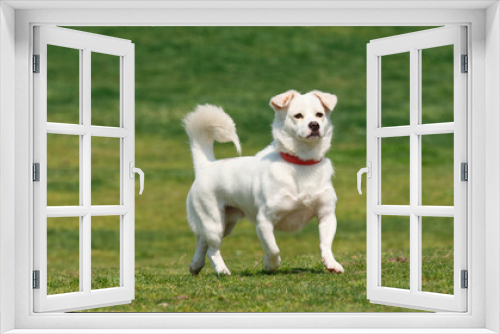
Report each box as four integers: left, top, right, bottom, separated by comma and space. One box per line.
307, 122, 321, 138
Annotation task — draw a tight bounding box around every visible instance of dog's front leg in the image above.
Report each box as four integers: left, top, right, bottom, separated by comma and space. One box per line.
318, 211, 344, 274
256, 212, 281, 272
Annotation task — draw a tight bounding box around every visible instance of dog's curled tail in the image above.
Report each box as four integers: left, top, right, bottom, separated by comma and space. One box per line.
183, 104, 241, 171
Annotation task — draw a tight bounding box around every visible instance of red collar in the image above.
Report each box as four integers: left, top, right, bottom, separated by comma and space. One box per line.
280, 152, 322, 165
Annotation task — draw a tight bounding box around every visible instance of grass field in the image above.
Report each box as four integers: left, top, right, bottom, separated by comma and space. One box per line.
45, 26, 454, 312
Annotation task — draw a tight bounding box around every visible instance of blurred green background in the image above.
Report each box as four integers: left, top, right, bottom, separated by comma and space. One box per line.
45, 26, 455, 312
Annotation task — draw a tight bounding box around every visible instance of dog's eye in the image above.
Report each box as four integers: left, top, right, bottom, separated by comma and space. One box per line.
316, 112, 324, 118
293, 113, 304, 119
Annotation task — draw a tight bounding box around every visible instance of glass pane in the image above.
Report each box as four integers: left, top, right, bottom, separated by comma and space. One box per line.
421, 45, 454, 124
91, 137, 121, 205
421, 217, 454, 294
91, 52, 120, 127
381, 136, 410, 205
47, 45, 80, 124
47, 134, 80, 206
381, 52, 410, 127
421, 133, 454, 206
47, 217, 80, 295
381, 215, 410, 290
91, 216, 121, 290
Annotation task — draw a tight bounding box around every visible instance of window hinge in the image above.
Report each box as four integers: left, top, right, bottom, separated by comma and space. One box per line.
33, 270, 40, 289
33, 163, 40, 182
461, 162, 468, 181
461, 270, 468, 289
461, 54, 468, 73
33, 54, 40, 73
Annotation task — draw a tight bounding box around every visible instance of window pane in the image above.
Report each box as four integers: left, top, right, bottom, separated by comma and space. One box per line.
421, 133, 454, 206
47, 134, 80, 206
381, 136, 410, 205
421, 45, 454, 124
381, 215, 410, 290
421, 217, 454, 294
47, 217, 80, 295
381, 52, 410, 127
91, 216, 121, 290
91, 137, 121, 205
91, 52, 120, 127
47, 45, 80, 124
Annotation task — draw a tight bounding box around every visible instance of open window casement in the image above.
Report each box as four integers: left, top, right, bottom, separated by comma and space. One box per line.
33, 26, 138, 312
363, 26, 467, 312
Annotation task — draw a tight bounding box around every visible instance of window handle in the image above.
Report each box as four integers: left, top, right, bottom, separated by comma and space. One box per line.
129, 162, 145, 195
357, 162, 372, 195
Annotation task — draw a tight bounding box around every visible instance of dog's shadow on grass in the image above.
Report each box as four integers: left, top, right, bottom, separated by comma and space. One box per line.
236, 267, 326, 277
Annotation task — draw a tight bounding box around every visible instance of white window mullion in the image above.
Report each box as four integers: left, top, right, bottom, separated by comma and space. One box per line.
366, 44, 380, 298
416, 47, 424, 293
47, 123, 87, 136
373, 205, 455, 217
46, 123, 129, 138
78, 47, 84, 294
91, 126, 129, 138
372, 126, 411, 138
120, 56, 125, 287
372, 205, 411, 216
453, 26, 468, 304
81, 47, 92, 295
81, 215, 91, 294
413, 206, 454, 217
373, 123, 454, 138
412, 122, 454, 135
46, 206, 130, 217
33, 27, 49, 305
409, 47, 421, 295
121, 49, 135, 295
91, 206, 130, 216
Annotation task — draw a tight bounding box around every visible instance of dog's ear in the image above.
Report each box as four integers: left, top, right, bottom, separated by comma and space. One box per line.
311, 90, 338, 113
270, 90, 299, 111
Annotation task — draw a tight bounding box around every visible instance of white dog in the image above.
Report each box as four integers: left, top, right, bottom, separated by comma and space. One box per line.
183, 90, 343, 275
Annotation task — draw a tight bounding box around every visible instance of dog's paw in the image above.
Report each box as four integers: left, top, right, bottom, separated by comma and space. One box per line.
264, 254, 281, 273
324, 259, 344, 274
189, 265, 202, 275
214, 266, 231, 276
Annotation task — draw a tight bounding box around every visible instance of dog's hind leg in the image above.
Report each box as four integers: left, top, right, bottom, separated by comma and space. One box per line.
189, 235, 208, 275
206, 208, 231, 275
188, 195, 231, 275
207, 243, 231, 275
190, 225, 230, 275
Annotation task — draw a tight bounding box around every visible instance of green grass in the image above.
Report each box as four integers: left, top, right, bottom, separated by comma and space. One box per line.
44, 26, 455, 312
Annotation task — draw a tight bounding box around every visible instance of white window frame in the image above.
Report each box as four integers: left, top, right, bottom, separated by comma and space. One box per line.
1, 1, 499, 333
33, 26, 136, 313
366, 26, 468, 312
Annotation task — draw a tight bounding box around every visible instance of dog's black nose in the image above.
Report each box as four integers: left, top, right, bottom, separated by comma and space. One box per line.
309, 122, 320, 131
